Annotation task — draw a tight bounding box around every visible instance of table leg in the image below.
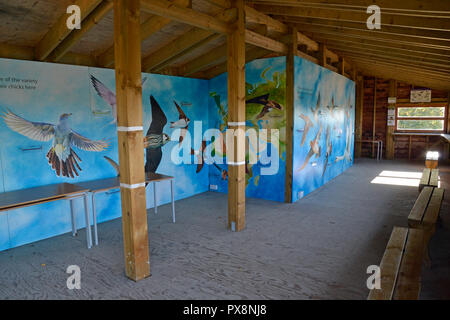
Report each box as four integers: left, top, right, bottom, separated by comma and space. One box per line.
83, 194, 92, 249
171, 180, 175, 223
380, 141, 383, 161
91, 193, 98, 246
154, 182, 158, 214
377, 142, 380, 161
70, 199, 77, 236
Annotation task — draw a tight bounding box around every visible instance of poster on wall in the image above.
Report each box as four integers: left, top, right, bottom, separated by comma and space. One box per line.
410, 89, 431, 103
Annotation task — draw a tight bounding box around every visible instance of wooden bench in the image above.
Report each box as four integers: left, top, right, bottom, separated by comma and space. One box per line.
408, 186, 445, 265
368, 227, 424, 300
419, 168, 439, 192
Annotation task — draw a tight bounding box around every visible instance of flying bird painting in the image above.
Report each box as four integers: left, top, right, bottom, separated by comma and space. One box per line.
212, 163, 228, 180
326, 96, 343, 120
170, 100, 190, 146
2, 110, 109, 178
104, 155, 120, 176
191, 140, 207, 173
144, 95, 170, 174
311, 93, 321, 123
322, 126, 332, 177
246, 94, 283, 119
299, 114, 313, 147
298, 124, 323, 172
90, 75, 147, 124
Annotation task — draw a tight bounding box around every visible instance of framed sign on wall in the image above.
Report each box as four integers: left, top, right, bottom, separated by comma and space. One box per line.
410, 89, 432, 103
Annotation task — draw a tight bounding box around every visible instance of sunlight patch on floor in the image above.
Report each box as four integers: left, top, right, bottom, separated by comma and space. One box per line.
371, 170, 422, 187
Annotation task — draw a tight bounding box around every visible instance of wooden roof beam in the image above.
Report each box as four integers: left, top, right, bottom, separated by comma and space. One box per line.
35, 0, 103, 61
338, 52, 450, 74
278, 17, 450, 42
243, 5, 349, 70
46, 0, 113, 62
142, 8, 236, 72
247, 0, 450, 14
325, 43, 450, 66
141, 0, 233, 33
307, 34, 450, 58
245, 5, 288, 34
97, 0, 191, 68
0, 43, 98, 67
291, 22, 450, 50
254, 4, 450, 31
356, 65, 450, 91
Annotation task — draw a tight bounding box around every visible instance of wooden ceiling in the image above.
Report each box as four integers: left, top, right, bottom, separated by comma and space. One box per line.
0, 0, 449, 91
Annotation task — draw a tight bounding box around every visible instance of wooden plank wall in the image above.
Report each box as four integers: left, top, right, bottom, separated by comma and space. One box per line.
361, 77, 448, 160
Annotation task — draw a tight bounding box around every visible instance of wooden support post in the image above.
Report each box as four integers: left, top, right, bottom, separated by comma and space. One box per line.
386, 79, 397, 160
355, 75, 364, 158
339, 57, 345, 75
113, 0, 150, 281
372, 77, 377, 158
285, 27, 297, 203
445, 92, 450, 159
318, 43, 327, 67
227, 0, 246, 232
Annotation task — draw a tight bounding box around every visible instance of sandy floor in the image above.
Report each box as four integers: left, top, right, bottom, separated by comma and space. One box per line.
0, 158, 448, 299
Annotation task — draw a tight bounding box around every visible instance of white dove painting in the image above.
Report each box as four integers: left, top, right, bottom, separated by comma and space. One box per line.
2, 110, 109, 178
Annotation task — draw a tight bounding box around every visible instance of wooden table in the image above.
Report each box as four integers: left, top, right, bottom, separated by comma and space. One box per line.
77, 173, 175, 246
0, 183, 92, 248
355, 140, 383, 161
392, 132, 444, 160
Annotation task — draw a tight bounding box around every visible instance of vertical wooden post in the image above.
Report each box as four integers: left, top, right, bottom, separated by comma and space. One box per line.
338, 57, 345, 75
372, 77, 377, 157
285, 27, 297, 203
355, 75, 364, 158
386, 79, 397, 159
318, 43, 327, 67
227, 0, 246, 232
114, 0, 150, 281
445, 92, 450, 159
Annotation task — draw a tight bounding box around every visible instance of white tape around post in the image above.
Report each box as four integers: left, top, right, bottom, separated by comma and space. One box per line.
117, 126, 143, 132
120, 182, 146, 189
227, 122, 246, 127
227, 161, 246, 166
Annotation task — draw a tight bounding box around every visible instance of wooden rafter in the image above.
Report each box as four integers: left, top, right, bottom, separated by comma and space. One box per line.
290, 23, 450, 50
35, 0, 103, 61
247, 0, 450, 14
142, 8, 236, 72
97, 0, 191, 68
141, 0, 234, 33
46, 0, 114, 62
279, 17, 450, 42
253, 4, 450, 31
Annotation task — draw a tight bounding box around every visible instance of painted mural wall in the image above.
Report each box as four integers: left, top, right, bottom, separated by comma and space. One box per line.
0, 58, 208, 251
208, 56, 287, 202
292, 56, 355, 202
0, 54, 355, 251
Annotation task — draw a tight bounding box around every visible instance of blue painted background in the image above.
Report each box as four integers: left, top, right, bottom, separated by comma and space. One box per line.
0, 58, 208, 250
292, 56, 355, 202
0, 55, 355, 252
208, 57, 287, 202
